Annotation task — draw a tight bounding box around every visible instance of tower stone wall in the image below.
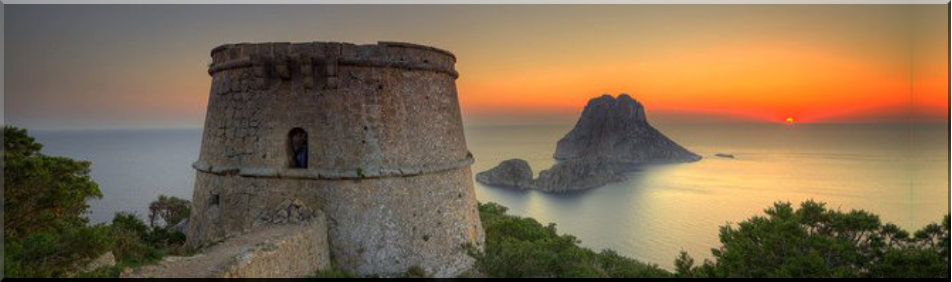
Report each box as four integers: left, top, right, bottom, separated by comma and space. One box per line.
187, 41, 484, 277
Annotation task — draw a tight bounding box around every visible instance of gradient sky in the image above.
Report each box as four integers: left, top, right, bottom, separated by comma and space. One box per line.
4, 4, 949, 129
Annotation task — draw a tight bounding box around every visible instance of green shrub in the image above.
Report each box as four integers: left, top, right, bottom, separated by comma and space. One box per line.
678, 201, 951, 278
112, 212, 149, 234
4, 224, 114, 277
4, 126, 102, 238
110, 212, 163, 265
148, 195, 191, 228
110, 210, 190, 267
3, 126, 112, 277
1, 126, 193, 277
472, 202, 670, 278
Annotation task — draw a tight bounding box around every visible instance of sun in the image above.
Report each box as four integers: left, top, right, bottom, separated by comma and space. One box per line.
785, 117, 795, 124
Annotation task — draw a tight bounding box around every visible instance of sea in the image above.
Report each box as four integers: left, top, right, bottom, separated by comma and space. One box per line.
31, 122, 950, 269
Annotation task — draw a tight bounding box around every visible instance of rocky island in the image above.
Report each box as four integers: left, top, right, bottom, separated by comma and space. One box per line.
476, 157, 624, 193
554, 94, 701, 164
474, 159, 534, 188
477, 94, 700, 193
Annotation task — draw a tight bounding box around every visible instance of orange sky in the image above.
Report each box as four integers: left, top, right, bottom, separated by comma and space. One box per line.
4, 5, 949, 129
454, 5, 948, 124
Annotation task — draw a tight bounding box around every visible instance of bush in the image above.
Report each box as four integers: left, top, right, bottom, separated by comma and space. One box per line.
4, 225, 114, 277
471, 202, 670, 278
110, 212, 162, 265
4, 126, 102, 238
677, 201, 951, 278
3, 126, 112, 277
673, 251, 696, 278
2, 127, 193, 277
148, 195, 191, 228
110, 210, 190, 267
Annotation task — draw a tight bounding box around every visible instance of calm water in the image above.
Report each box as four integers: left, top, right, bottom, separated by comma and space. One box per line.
33, 122, 949, 269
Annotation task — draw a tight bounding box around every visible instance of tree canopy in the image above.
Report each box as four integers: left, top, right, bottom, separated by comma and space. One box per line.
3, 126, 191, 278
471, 202, 671, 278
4, 125, 102, 238
676, 201, 950, 278
4, 126, 111, 277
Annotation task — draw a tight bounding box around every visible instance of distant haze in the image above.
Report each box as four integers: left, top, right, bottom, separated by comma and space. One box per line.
4, 5, 948, 130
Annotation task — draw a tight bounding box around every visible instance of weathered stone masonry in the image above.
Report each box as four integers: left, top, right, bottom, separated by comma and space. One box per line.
187, 41, 485, 277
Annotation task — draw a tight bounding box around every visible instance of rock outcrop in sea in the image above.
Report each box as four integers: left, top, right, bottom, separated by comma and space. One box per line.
475, 159, 534, 189
476, 157, 625, 193
554, 94, 700, 164
533, 158, 626, 193
476, 94, 700, 193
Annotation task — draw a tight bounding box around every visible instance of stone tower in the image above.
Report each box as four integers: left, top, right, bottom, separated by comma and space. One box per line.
187, 41, 484, 277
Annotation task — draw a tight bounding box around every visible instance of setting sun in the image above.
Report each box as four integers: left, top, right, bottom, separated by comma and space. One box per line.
785, 117, 795, 124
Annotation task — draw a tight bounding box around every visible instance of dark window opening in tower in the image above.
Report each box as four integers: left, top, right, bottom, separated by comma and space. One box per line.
209, 194, 219, 206
289, 128, 308, 168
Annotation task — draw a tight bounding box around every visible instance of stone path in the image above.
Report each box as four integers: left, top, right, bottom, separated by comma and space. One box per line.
122, 218, 329, 278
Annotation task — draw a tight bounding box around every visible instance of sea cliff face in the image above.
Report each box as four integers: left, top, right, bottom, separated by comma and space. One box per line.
476, 94, 700, 193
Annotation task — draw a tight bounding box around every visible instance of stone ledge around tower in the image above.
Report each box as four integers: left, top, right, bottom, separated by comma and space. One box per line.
123, 211, 331, 278
192, 153, 475, 180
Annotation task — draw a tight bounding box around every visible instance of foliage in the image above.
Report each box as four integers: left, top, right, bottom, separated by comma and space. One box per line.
73, 211, 191, 278
676, 200, 951, 278
470, 202, 671, 278
148, 195, 191, 228
3, 127, 192, 277
674, 251, 696, 278
4, 125, 102, 238
3, 126, 42, 158
74, 211, 191, 278
4, 224, 115, 278
940, 215, 950, 256
3, 126, 113, 277
110, 211, 188, 265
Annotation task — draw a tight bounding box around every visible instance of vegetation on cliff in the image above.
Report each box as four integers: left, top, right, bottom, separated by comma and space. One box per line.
148, 195, 191, 229
472, 200, 949, 278
674, 201, 950, 278
4, 126, 110, 277
470, 202, 671, 278
4, 126, 192, 278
